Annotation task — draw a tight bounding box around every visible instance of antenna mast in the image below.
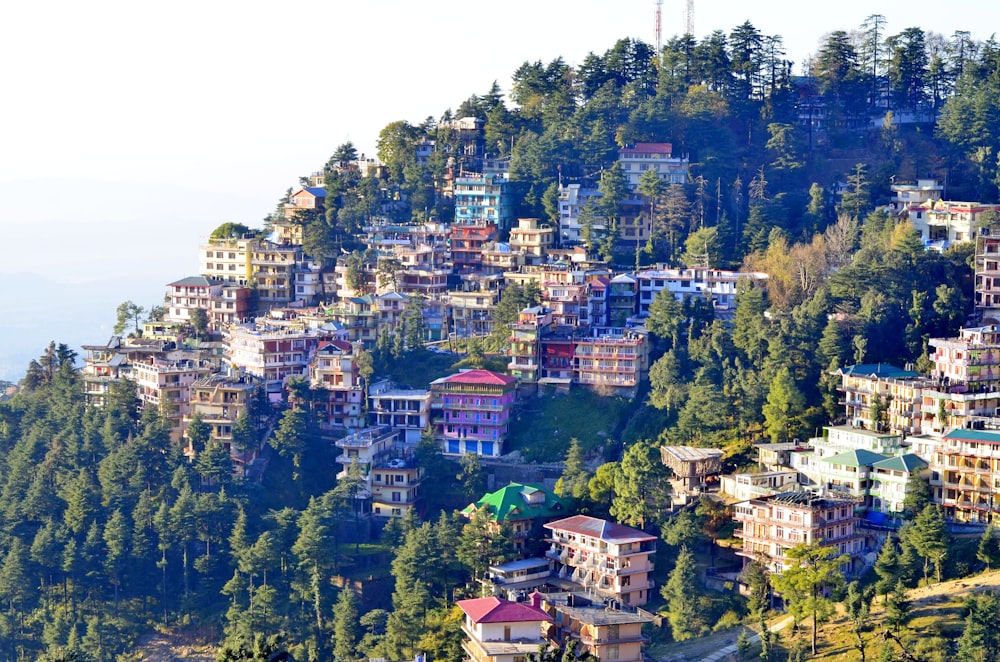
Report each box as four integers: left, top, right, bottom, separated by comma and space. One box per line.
655, 0, 663, 54
685, 0, 694, 36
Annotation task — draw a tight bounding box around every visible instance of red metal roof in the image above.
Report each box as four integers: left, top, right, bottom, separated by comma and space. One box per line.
620, 142, 673, 155
544, 515, 656, 543
441, 369, 517, 386
457, 597, 552, 624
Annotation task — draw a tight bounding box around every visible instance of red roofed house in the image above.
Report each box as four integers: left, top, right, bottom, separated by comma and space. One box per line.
430, 369, 518, 457
458, 595, 551, 662
544, 515, 657, 606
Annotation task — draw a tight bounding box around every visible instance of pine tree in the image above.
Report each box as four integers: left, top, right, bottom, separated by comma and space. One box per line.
883, 580, 911, 633
873, 539, 899, 602
956, 591, 1000, 662
762, 367, 806, 443
332, 588, 359, 662
771, 542, 849, 656
910, 504, 948, 584
555, 438, 590, 500
663, 545, 703, 641
977, 523, 1000, 572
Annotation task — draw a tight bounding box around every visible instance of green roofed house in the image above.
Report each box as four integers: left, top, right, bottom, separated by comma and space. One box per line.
816, 448, 889, 500
462, 482, 571, 554
870, 454, 928, 515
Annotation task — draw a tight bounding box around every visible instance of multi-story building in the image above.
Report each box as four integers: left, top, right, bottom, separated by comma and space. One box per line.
721, 470, 801, 501
544, 515, 657, 607
370, 456, 423, 518
585, 276, 610, 327
543, 282, 587, 328
449, 290, 497, 338
927, 327, 1000, 424
225, 322, 325, 395
293, 258, 324, 305
573, 331, 649, 395
251, 242, 300, 307
617, 143, 689, 191
451, 222, 499, 273
334, 427, 422, 517
508, 218, 555, 263
539, 593, 653, 662
660, 446, 724, 494
211, 285, 253, 327
836, 363, 930, 434
839, 328, 1000, 437
635, 267, 767, 316
368, 381, 431, 443
430, 369, 518, 457
81, 336, 132, 407
327, 295, 379, 347
462, 482, 571, 554
539, 335, 575, 386
283, 186, 327, 220
457, 595, 551, 662
481, 242, 526, 276
929, 428, 1000, 523
200, 236, 255, 285
393, 245, 450, 297
870, 454, 928, 515
977, 222, 1000, 322
454, 174, 512, 231
307, 340, 365, 432
508, 307, 552, 384
132, 358, 210, 441
375, 291, 408, 333
790, 426, 903, 481
607, 274, 638, 325
557, 183, 603, 245
733, 491, 864, 574
889, 178, 944, 213
165, 276, 224, 326
907, 197, 1000, 250
186, 372, 266, 469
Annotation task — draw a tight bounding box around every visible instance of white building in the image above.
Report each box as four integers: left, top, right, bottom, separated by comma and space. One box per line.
617, 143, 689, 191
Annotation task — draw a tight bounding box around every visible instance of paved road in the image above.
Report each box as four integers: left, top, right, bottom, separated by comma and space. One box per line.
657, 615, 795, 662
695, 616, 795, 662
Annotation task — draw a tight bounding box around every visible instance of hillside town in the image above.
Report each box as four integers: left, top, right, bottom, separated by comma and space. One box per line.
10, 14, 1000, 660
68, 133, 1000, 659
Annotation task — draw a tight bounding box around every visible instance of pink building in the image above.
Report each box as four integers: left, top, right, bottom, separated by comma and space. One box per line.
431, 369, 517, 457
544, 515, 657, 607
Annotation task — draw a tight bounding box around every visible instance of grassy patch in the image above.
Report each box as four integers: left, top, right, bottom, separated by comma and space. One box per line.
507, 387, 633, 462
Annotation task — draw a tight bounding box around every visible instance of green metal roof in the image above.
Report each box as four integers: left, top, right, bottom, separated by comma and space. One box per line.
821, 448, 889, 467
462, 482, 570, 522
943, 428, 1000, 444
836, 363, 919, 379
871, 453, 928, 473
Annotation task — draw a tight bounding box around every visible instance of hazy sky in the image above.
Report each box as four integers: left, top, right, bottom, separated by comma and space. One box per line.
0, 0, 997, 378
2, 0, 998, 225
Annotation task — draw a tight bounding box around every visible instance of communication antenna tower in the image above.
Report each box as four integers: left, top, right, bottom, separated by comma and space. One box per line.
655, 0, 663, 54
685, 0, 694, 36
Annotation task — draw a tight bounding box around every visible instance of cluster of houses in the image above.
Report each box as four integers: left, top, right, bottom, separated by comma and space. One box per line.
78, 141, 769, 502
77, 130, 1000, 645
455, 491, 658, 662
709, 317, 1000, 575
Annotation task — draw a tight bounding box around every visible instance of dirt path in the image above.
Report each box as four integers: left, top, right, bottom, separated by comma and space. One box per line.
906, 567, 1000, 607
